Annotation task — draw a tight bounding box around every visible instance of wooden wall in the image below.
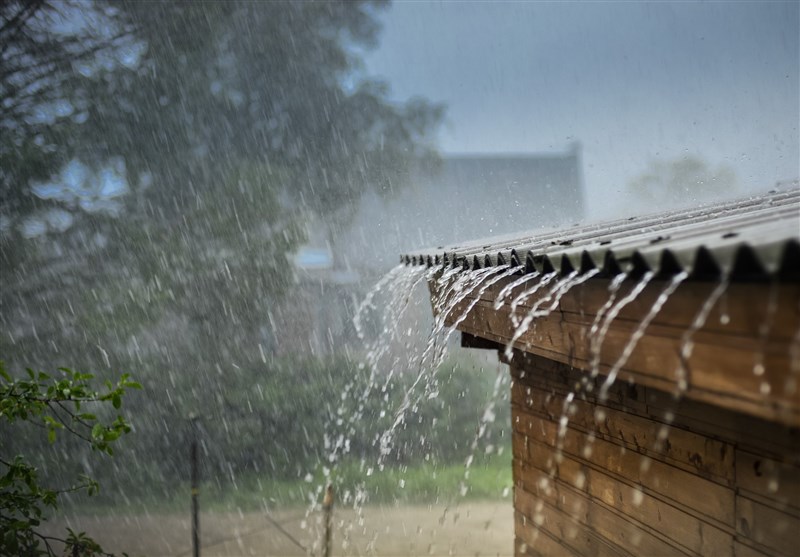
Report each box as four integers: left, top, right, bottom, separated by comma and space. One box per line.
510, 352, 800, 557
436, 275, 800, 427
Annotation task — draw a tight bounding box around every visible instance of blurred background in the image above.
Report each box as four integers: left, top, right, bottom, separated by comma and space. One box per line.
1, 1, 797, 554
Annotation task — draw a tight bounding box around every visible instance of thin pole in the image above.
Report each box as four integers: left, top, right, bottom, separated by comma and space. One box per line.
191, 419, 200, 557
322, 484, 334, 557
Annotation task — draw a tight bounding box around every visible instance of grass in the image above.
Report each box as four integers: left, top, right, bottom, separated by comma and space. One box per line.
62, 451, 513, 516
205, 451, 513, 512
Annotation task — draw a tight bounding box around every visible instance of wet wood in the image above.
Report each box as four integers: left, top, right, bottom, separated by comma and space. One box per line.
511, 381, 735, 484
430, 273, 800, 426
735, 450, 800, 512
515, 489, 630, 557
736, 495, 800, 556
426, 270, 800, 555
509, 356, 798, 557
513, 515, 584, 557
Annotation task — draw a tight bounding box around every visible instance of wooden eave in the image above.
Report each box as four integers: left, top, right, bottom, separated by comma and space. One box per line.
404, 189, 800, 425
430, 274, 800, 427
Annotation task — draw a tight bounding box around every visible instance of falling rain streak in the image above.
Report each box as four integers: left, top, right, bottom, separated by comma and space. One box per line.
338, 253, 797, 548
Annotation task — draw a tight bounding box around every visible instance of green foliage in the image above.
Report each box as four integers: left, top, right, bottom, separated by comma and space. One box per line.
200, 452, 513, 511
0, 362, 138, 556
1, 1, 447, 518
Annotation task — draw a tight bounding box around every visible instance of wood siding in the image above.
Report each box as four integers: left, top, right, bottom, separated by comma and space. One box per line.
510, 353, 799, 557
432, 275, 800, 426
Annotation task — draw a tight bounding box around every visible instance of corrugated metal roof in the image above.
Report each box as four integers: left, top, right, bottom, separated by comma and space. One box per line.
400, 186, 800, 280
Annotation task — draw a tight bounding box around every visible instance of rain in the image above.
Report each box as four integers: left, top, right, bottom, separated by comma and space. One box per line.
1, 2, 798, 557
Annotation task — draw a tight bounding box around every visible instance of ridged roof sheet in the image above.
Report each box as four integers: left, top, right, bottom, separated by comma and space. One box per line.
400, 186, 800, 281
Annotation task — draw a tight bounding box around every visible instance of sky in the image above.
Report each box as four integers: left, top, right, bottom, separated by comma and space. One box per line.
363, 1, 799, 219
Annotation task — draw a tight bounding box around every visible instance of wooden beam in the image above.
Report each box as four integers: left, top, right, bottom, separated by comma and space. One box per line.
460, 331, 502, 351
429, 273, 800, 426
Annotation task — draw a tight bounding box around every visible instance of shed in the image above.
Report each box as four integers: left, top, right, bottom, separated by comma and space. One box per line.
402, 187, 800, 556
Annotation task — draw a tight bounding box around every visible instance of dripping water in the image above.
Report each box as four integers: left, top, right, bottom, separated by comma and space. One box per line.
504, 270, 601, 361
589, 271, 655, 383
598, 271, 688, 400
379, 265, 517, 466
752, 278, 779, 384
509, 271, 558, 327
494, 271, 540, 310
675, 275, 730, 395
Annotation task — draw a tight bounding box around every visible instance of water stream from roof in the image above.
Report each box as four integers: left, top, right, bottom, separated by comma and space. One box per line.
675, 275, 730, 395
589, 271, 655, 385
301, 264, 509, 530
752, 278, 779, 384
379, 265, 509, 465
326, 258, 789, 554
504, 270, 603, 361
509, 272, 558, 327
597, 271, 688, 400
494, 272, 540, 310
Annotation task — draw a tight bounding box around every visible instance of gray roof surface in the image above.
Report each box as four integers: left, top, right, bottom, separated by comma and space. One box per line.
401, 186, 800, 280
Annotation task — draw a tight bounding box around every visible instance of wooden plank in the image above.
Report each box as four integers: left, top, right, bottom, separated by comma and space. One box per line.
475, 276, 800, 341
430, 270, 800, 426
515, 463, 690, 556
645, 387, 800, 459
515, 487, 630, 557
736, 495, 800, 556
509, 355, 651, 416
512, 405, 736, 525
451, 297, 800, 425
733, 539, 778, 557
511, 381, 736, 484
735, 449, 800, 513
517, 432, 734, 555
514, 514, 582, 557
512, 424, 529, 461
469, 296, 794, 401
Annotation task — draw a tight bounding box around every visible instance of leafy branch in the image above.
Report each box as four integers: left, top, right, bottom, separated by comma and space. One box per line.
0, 361, 138, 556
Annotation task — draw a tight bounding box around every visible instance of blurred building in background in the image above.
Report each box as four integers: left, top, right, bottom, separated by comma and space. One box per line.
285, 143, 585, 355
340, 142, 585, 272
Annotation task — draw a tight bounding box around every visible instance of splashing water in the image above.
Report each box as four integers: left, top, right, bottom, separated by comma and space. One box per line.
752, 278, 779, 381
509, 271, 559, 327
546, 271, 687, 490
534, 269, 601, 319
311, 264, 431, 526
380, 265, 516, 465
589, 271, 655, 382
598, 271, 688, 400
675, 275, 730, 395
353, 264, 405, 341
505, 270, 603, 361
494, 271, 540, 310
432, 265, 524, 367
588, 273, 628, 359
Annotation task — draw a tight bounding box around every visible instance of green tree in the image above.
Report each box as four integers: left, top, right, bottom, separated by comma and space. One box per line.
0, 0, 444, 499
0, 362, 139, 555
0, 1, 135, 238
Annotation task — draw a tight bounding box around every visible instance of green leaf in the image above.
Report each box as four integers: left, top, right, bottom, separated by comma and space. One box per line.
91, 423, 104, 439
112, 393, 121, 409
48, 429, 56, 444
